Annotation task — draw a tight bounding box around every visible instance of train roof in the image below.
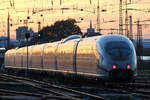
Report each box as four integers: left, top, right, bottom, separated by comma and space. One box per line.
99, 34, 129, 41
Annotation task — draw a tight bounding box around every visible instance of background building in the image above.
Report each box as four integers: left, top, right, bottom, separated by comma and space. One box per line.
0, 37, 19, 48
16, 26, 34, 42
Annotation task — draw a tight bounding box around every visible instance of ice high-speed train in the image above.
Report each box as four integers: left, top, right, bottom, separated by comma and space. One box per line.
5, 34, 137, 81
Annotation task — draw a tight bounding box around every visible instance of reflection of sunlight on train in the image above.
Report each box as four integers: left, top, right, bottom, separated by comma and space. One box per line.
5, 34, 137, 82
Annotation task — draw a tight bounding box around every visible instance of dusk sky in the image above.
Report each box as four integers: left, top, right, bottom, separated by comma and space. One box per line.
0, 0, 150, 39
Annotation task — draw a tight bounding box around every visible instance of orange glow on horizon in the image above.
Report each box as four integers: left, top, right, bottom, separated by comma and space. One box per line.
0, 0, 150, 39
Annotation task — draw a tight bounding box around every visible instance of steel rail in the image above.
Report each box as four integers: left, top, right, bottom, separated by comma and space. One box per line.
0, 89, 42, 97
0, 74, 108, 100
0, 74, 80, 100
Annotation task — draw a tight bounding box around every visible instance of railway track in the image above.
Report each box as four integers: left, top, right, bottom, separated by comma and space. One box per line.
1, 71, 150, 100
69, 83, 150, 100
65, 84, 150, 100
0, 73, 107, 100
0, 88, 73, 100
0, 89, 42, 97
106, 82, 150, 99
136, 75, 150, 84
0, 75, 74, 100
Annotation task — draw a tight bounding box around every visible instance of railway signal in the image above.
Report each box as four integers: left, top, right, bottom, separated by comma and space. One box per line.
25, 32, 30, 39
38, 33, 41, 37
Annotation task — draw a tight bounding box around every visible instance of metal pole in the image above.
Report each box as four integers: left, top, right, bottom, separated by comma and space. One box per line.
25, 16, 30, 77
119, 0, 123, 35
38, 22, 41, 32
129, 16, 133, 40
97, 0, 101, 33
26, 39, 29, 77
7, 11, 10, 49
125, 0, 129, 37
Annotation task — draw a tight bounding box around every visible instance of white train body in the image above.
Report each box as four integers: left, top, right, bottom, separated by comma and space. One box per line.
5, 35, 137, 81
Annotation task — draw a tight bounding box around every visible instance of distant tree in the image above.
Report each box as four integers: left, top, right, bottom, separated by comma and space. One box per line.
30, 18, 82, 44
50, 18, 82, 40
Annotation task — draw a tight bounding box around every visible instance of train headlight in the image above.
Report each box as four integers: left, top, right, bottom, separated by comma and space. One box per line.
113, 65, 117, 69
127, 64, 131, 70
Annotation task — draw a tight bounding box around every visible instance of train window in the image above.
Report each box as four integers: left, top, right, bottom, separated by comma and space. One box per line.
105, 41, 132, 57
